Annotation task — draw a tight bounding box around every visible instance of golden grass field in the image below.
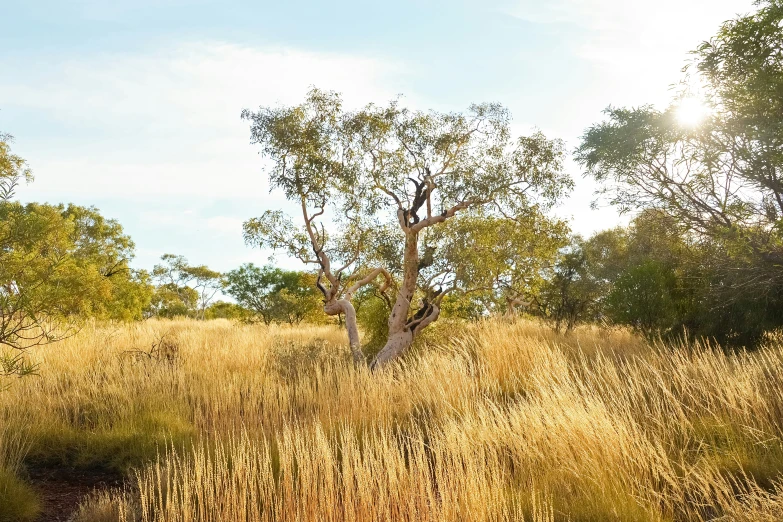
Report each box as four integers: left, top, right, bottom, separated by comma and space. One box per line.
3, 318, 783, 521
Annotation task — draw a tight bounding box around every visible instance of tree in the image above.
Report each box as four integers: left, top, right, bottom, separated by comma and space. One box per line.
61, 204, 153, 320
148, 284, 199, 318
242, 89, 571, 367
445, 210, 570, 317
275, 271, 323, 325
205, 301, 252, 321
577, 0, 783, 345
151, 254, 222, 319
0, 203, 150, 349
0, 133, 150, 376
534, 237, 605, 333
595, 212, 691, 337
223, 264, 321, 325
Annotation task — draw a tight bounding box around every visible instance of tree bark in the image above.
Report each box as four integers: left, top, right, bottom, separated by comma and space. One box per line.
505, 296, 530, 317
324, 298, 364, 364
370, 230, 422, 369
370, 330, 414, 368
371, 303, 441, 369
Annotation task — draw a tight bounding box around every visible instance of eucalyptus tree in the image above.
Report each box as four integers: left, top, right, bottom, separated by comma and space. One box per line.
430, 209, 569, 317
223, 264, 321, 325
152, 254, 222, 319
242, 89, 571, 368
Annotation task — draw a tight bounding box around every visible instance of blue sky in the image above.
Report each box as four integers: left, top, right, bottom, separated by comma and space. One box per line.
1, 0, 753, 272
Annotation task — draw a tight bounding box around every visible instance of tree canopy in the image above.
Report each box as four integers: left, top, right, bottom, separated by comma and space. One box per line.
223, 264, 321, 325
150, 254, 222, 319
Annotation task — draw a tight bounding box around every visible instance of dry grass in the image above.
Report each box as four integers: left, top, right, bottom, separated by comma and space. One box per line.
3, 318, 783, 521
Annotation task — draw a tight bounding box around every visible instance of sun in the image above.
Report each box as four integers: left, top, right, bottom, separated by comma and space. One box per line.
675, 96, 710, 127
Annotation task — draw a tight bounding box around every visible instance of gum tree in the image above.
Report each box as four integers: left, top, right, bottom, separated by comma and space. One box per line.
242, 89, 571, 368
152, 254, 222, 320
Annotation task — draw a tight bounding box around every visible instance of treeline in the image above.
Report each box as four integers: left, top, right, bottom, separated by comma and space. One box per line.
504, 209, 783, 347
148, 256, 323, 325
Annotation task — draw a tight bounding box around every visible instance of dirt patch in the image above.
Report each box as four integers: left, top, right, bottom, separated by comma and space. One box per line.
27, 467, 123, 522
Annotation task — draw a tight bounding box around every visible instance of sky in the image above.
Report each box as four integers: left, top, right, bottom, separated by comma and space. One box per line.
0, 0, 755, 273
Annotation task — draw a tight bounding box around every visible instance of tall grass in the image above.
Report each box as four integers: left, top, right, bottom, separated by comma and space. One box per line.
4, 318, 783, 520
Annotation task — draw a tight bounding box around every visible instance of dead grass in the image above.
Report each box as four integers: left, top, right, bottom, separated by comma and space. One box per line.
3, 318, 783, 520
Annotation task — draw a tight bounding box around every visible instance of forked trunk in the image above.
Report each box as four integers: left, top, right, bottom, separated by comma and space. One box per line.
369, 229, 445, 369
369, 232, 420, 368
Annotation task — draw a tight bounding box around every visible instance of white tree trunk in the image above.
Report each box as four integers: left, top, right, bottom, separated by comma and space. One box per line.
324, 298, 364, 364
370, 330, 414, 369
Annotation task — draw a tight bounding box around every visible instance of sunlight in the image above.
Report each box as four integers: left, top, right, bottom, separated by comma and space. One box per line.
675, 96, 710, 127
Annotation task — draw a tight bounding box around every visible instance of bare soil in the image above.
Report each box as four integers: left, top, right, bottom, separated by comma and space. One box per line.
27, 467, 123, 522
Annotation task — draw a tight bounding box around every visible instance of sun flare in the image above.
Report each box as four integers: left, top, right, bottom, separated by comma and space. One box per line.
675, 96, 710, 127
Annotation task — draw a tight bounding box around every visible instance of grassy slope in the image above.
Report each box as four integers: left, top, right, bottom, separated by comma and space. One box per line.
3, 319, 783, 521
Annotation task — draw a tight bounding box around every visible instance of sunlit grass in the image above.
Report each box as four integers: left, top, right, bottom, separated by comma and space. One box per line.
2, 318, 783, 520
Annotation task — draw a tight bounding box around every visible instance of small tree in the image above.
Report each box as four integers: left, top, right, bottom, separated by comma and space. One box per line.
205, 301, 252, 321
152, 254, 222, 319
435, 210, 570, 317
534, 238, 605, 333
223, 264, 321, 325
242, 89, 571, 367
0, 203, 151, 357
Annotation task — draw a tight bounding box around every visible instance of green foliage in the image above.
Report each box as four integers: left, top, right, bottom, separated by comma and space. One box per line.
204, 301, 252, 321
223, 264, 322, 325
148, 284, 199, 318
0, 134, 150, 375
0, 133, 33, 202
432, 209, 570, 317
150, 254, 222, 319
0, 202, 149, 354
0, 351, 38, 380
577, 2, 783, 346
605, 260, 680, 335
534, 237, 605, 333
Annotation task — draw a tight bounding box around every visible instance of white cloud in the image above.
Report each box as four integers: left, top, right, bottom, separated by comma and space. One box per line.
509, 0, 754, 106
2, 42, 405, 200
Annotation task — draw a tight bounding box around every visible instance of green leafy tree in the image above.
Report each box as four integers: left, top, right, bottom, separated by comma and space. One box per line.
0, 203, 149, 347
577, 1, 783, 346
151, 254, 222, 319
148, 284, 199, 318
434, 210, 570, 317
223, 264, 321, 325
242, 89, 571, 367
0, 133, 149, 376
62, 204, 153, 320
274, 271, 323, 325
534, 237, 605, 333
605, 260, 680, 335
204, 301, 252, 321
